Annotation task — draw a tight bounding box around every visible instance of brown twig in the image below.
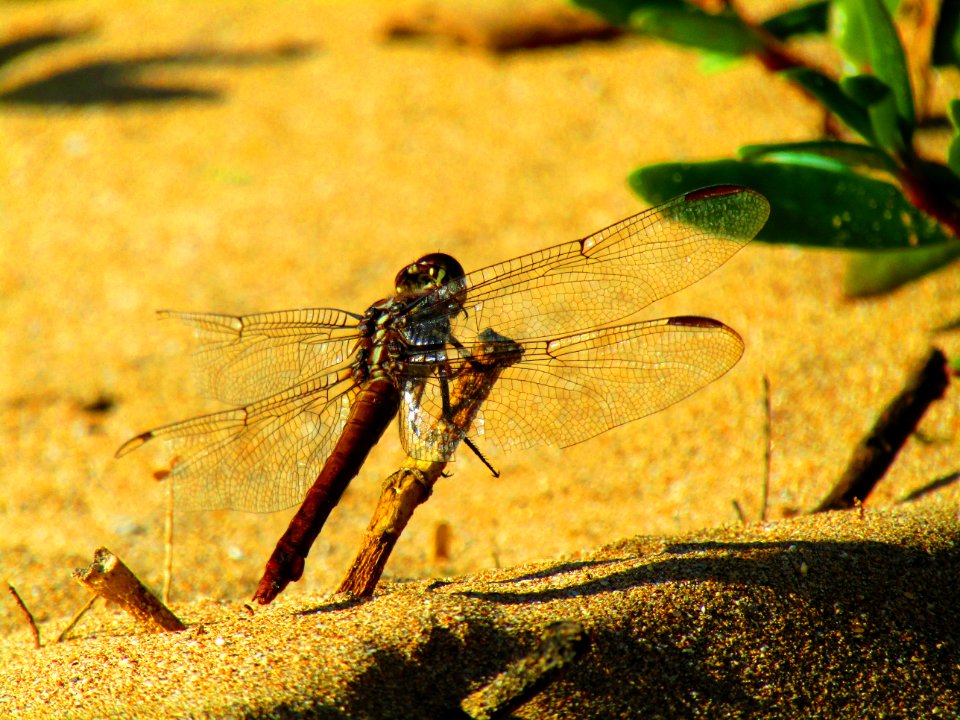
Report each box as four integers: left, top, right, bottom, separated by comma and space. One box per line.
56, 594, 98, 643
163, 474, 174, 605
813, 348, 950, 512
72, 547, 185, 632
152, 456, 179, 605
460, 621, 590, 720
7, 583, 41, 648
338, 329, 523, 597
337, 459, 448, 596
761, 374, 772, 521
731, 499, 747, 524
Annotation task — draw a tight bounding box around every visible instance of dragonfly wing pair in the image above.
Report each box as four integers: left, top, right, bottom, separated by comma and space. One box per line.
399, 185, 768, 457
116, 308, 363, 512
119, 186, 770, 515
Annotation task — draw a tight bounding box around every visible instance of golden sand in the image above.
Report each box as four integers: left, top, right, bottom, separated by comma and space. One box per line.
1, 1, 957, 717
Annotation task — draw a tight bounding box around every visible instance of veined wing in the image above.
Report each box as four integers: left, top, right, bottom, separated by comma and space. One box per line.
162, 309, 362, 406
398, 316, 743, 460
416, 186, 769, 343
116, 368, 360, 512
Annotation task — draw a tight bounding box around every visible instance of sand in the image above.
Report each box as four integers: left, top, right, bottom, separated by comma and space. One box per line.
1, 1, 958, 717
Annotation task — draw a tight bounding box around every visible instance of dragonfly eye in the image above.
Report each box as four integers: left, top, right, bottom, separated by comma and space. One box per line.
395, 253, 466, 296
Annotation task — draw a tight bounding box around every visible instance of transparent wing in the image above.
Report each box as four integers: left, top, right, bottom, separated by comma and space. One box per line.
465, 316, 744, 453
396, 317, 743, 460
416, 186, 769, 342
396, 187, 763, 460
163, 309, 361, 406
117, 368, 359, 512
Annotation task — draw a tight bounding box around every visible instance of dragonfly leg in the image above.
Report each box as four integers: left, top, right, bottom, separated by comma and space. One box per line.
463, 436, 500, 478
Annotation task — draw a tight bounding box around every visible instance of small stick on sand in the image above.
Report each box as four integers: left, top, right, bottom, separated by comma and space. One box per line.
56, 593, 99, 643
460, 621, 590, 720
163, 474, 174, 605
814, 348, 950, 512
338, 459, 448, 596
7, 583, 41, 648
761, 374, 772, 521
73, 547, 185, 632
731, 499, 748, 525
152, 458, 179, 605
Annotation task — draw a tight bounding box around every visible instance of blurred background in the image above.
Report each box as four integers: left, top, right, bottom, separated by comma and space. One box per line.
1, 0, 957, 634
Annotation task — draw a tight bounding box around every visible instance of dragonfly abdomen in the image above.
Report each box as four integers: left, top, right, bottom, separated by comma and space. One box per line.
252, 376, 401, 603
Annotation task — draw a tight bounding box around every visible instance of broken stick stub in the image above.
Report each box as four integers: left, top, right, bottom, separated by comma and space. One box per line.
73, 547, 185, 632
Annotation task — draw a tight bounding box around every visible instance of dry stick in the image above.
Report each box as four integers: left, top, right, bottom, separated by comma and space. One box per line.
73, 547, 186, 632
732, 374, 773, 524
7, 583, 41, 648
163, 475, 174, 605
813, 348, 951, 513
761, 374, 772, 521
731, 499, 747, 525
338, 329, 522, 597
337, 459, 448, 596
152, 459, 178, 605
460, 621, 590, 720
57, 594, 99, 643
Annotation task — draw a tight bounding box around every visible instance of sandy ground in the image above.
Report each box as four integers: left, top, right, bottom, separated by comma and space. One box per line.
1, 1, 958, 717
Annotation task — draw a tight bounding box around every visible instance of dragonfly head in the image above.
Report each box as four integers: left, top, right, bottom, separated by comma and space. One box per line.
395, 253, 466, 298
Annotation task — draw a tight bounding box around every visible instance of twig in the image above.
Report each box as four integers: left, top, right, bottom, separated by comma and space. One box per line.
57, 594, 98, 643
152, 457, 178, 605
7, 583, 41, 648
898, 471, 960, 504
460, 621, 590, 720
338, 328, 523, 597
813, 348, 950, 512
731, 499, 747, 525
761, 374, 772, 521
163, 473, 174, 605
72, 547, 186, 632
337, 459, 448, 596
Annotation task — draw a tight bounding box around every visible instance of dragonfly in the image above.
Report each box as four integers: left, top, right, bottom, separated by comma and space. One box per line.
117, 184, 769, 603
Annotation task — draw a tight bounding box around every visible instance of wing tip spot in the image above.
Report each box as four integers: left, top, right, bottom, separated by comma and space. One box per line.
115, 431, 154, 458
666, 315, 725, 329
683, 185, 745, 201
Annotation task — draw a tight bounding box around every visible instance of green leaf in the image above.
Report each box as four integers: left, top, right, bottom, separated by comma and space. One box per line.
738, 140, 898, 173
843, 0, 915, 128
628, 4, 764, 56
631, 158, 955, 249
829, 0, 900, 66
571, 0, 649, 26
840, 74, 907, 155
948, 99, 960, 177
843, 243, 960, 295
697, 52, 746, 73
762, 2, 829, 41
932, 0, 960, 67
781, 67, 875, 143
